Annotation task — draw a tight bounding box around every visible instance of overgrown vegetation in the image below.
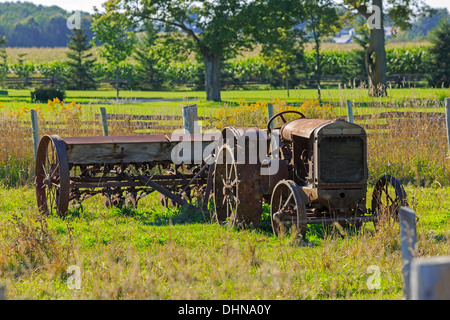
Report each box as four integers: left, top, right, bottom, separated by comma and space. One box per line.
0, 184, 449, 299
0, 87, 449, 299
0, 44, 438, 91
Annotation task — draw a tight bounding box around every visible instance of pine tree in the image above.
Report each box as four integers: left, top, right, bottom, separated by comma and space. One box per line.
66, 28, 97, 90
426, 19, 450, 88
134, 22, 164, 90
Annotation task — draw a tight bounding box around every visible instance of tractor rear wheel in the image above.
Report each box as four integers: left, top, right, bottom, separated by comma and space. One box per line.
213, 145, 263, 227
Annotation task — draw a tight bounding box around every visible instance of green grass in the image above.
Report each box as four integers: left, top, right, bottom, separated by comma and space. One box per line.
0, 87, 449, 299
1, 87, 448, 122
2, 87, 450, 104
0, 185, 448, 299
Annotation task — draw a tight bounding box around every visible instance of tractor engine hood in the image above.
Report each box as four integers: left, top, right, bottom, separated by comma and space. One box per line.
280, 118, 333, 141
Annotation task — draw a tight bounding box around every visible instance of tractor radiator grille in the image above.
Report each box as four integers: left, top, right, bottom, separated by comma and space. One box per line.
319, 137, 365, 184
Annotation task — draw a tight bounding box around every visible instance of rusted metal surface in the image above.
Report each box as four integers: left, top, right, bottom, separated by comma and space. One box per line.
371, 174, 408, 229
281, 118, 332, 141
270, 180, 307, 238
261, 159, 289, 195
213, 144, 263, 227
263, 113, 408, 237
35, 132, 217, 216
35, 135, 70, 216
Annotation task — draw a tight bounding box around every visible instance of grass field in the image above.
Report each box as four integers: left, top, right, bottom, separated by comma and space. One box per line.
0, 184, 448, 300
1, 86, 450, 300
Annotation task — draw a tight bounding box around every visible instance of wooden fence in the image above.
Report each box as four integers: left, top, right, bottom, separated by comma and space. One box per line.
2, 98, 450, 164
3, 76, 62, 88
0, 74, 427, 91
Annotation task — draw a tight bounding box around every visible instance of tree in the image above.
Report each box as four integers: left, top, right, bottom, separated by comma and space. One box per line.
0, 36, 7, 89
394, 8, 449, 41
66, 28, 97, 90
426, 18, 450, 88
341, 15, 370, 85
135, 20, 189, 90
91, 8, 136, 99
104, 0, 278, 102
342, 0, 432, 96
261, 27, 305, 97
304, 0, 340, 101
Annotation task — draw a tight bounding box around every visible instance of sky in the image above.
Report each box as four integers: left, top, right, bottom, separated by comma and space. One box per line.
0, 0, 449, 14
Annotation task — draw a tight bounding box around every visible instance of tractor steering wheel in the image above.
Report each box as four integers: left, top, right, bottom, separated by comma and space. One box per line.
267, 110, 306, 134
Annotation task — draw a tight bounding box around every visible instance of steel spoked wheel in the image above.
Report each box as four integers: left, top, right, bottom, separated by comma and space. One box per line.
270, 180, 307, 238
214, 145, 239, 225
35, 135, 70, 216
371, 174, 407, 228
213, 144, 263, 226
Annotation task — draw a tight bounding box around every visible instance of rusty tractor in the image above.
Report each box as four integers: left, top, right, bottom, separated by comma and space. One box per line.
213, 111, 408, 237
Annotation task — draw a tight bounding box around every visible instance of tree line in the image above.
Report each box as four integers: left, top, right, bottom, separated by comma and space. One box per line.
0, 1, 449, 101
0, 2, 93, 47
0, 43, 438, 90
89, 0, 449, 100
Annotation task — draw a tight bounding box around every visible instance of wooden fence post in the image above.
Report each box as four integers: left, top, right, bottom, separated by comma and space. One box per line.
410, 256, 450, 300
182, 104, 199, 134
267, 103, 274, 129
30, 109, 39, 157
445, 98, 450, 157
346, 100, 354, 123
100, 107, 109, 137
399, 206, 417, 300
0, 284, 6, 300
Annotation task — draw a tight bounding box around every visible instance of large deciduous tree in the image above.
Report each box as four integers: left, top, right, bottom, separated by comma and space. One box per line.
343, 0, 431, 96
103, 0, 298, 102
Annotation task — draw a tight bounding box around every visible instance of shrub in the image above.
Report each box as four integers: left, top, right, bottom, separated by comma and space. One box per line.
31, 88, 65, 102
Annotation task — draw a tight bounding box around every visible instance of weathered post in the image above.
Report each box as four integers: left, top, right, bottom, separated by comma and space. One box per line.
399, 206, 417, 300
410, 256, 450, 300
346, 100, 354, 123
100, 107, 109, 137
267, 103, 274, 129
30, 109, 39, 157
182, 104, 199, 134
0, 284, 6, 300
445, 98, 450, 156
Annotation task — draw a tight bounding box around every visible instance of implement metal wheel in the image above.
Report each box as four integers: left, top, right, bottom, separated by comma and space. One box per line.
35, 135, 70, 216
214, 145, 263, 226
371, 174, 408, 228
270, 180, 307, 238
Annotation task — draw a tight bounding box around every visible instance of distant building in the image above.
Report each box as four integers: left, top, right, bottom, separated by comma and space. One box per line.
332, 26, 398, 43
332, 28, 355, 43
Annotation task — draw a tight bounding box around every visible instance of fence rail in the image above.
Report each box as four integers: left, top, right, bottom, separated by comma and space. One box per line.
1, 99, 449, 163
4, 76, 62, 87
0, 74, 427, 90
